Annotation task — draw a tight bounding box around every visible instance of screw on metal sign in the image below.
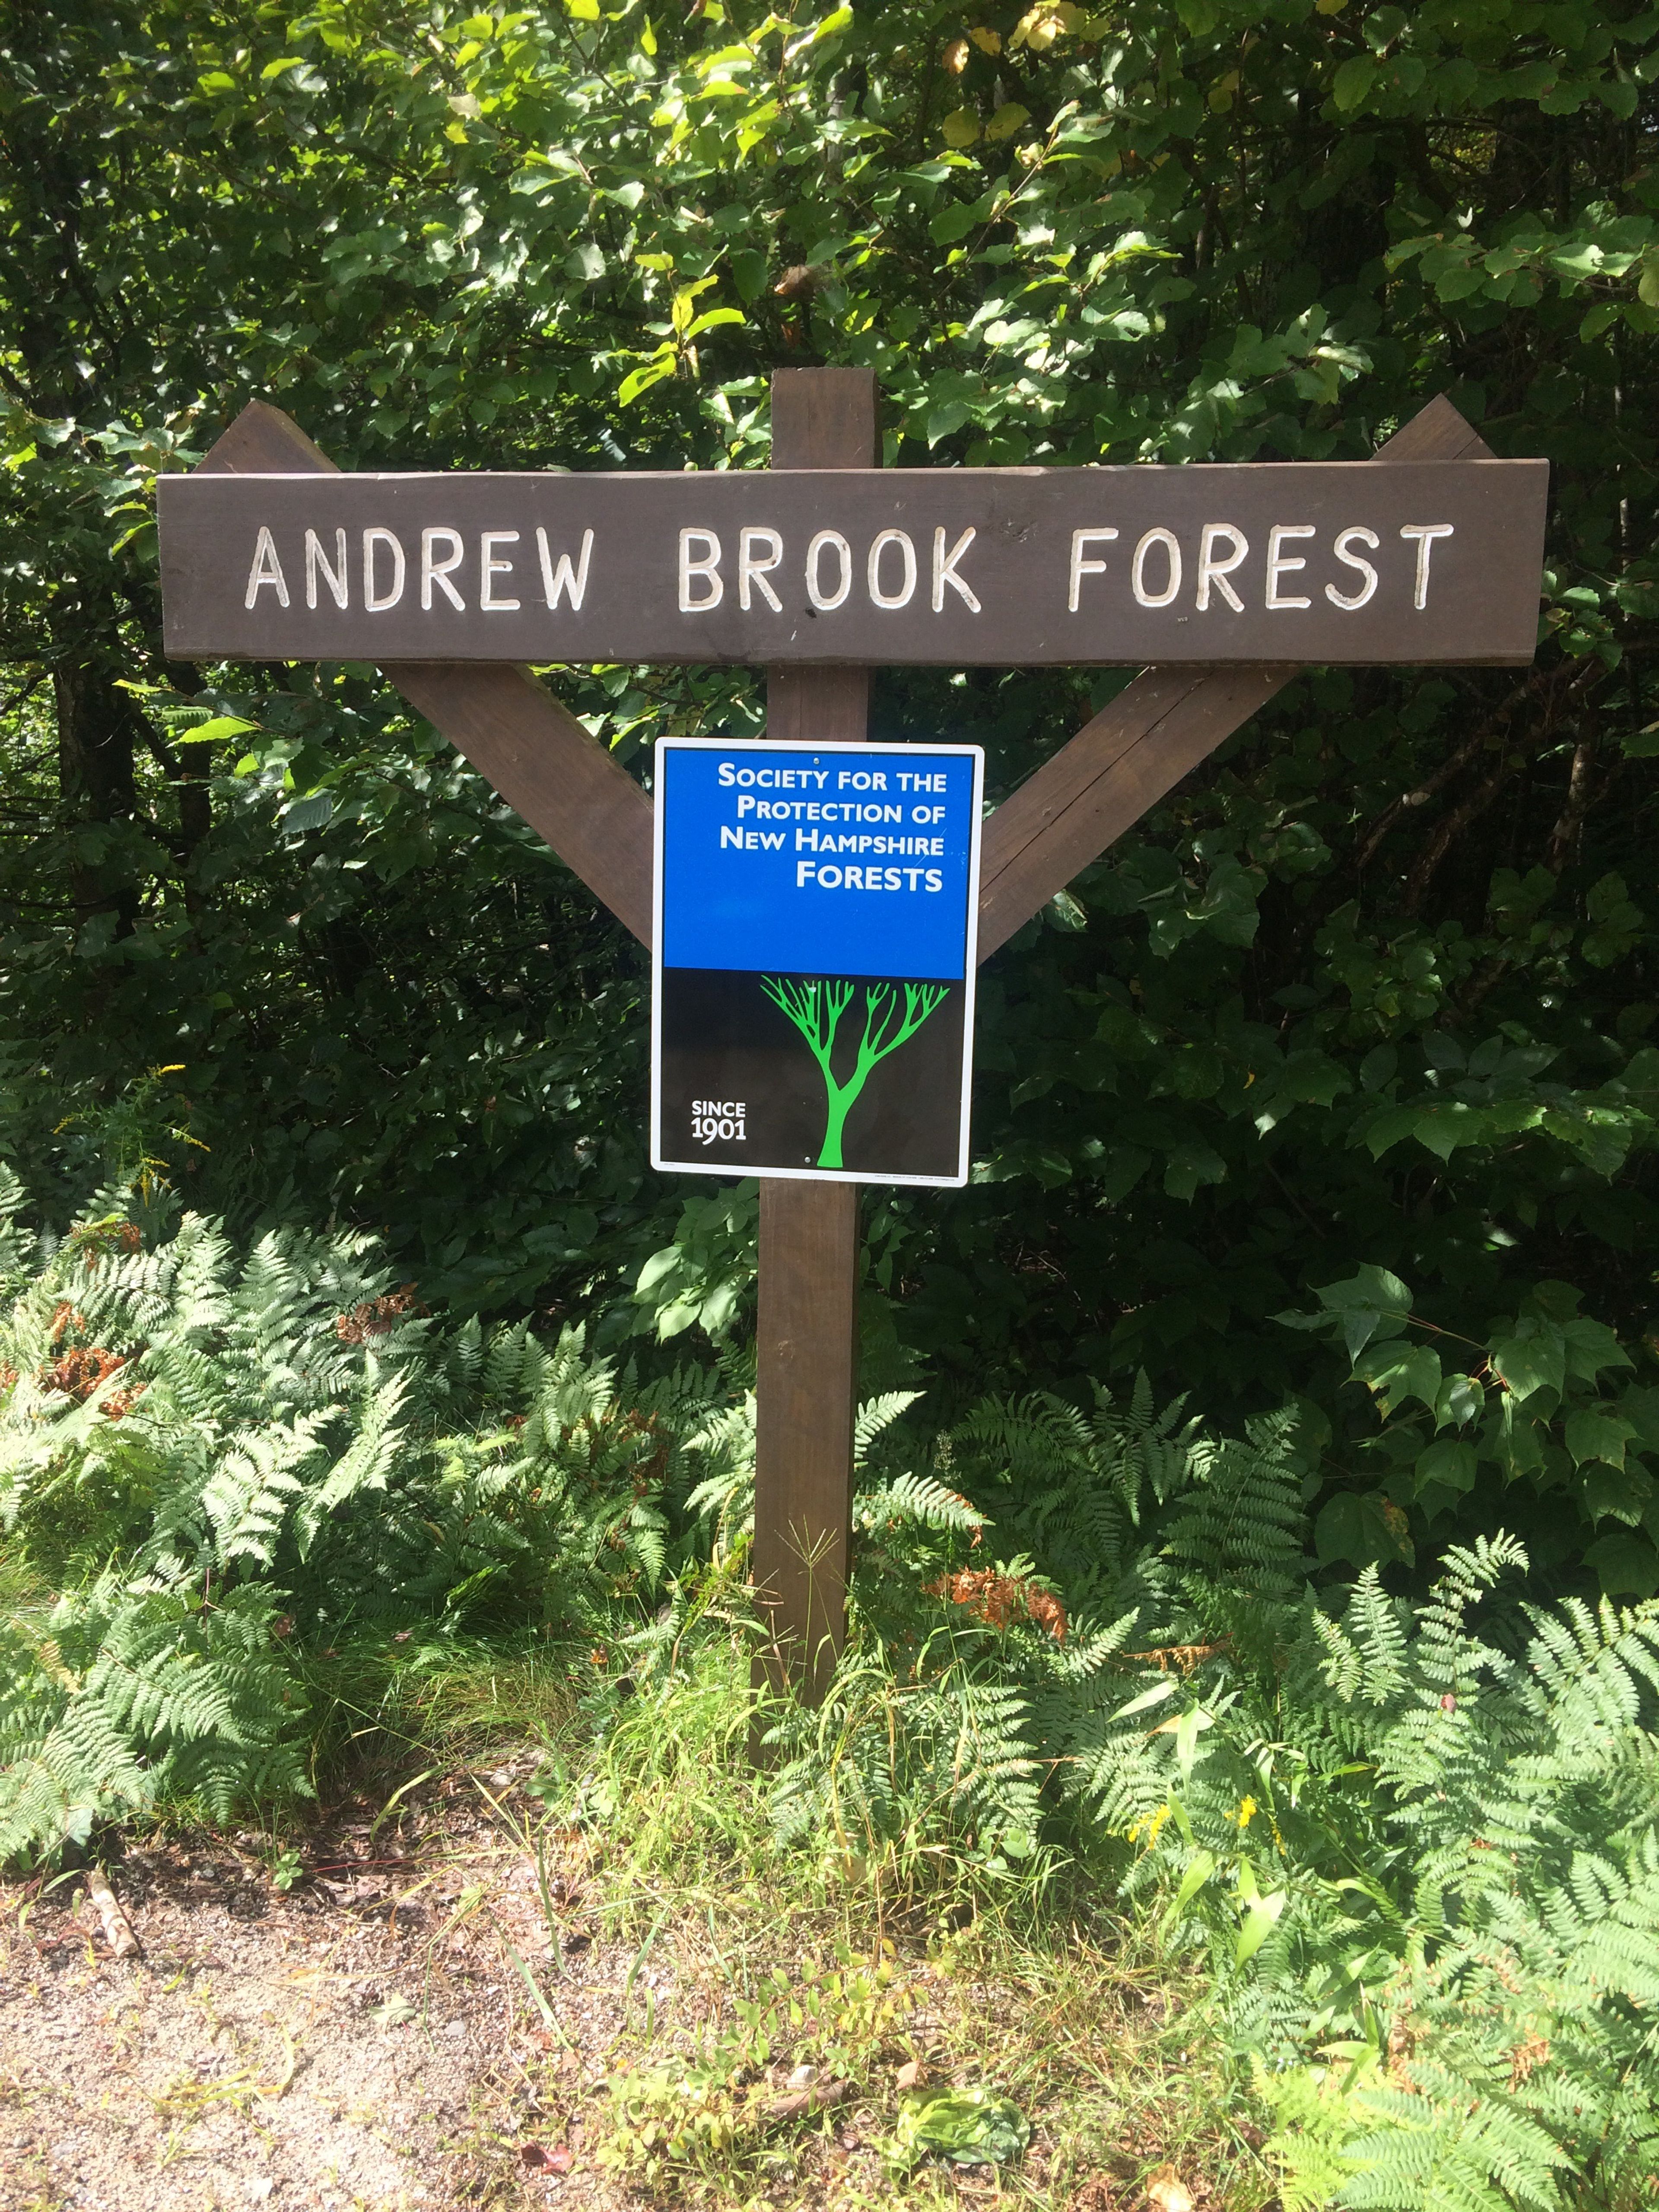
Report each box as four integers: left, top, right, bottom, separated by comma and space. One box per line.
159, 369, 1548, 1712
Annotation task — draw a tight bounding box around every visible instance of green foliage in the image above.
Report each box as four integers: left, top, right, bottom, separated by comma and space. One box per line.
3, 0, 1659, 1519
1243, 1546, 1659, 2208
4, 1182, 1659, 2204
892, 2085, 1031, 2172
594, 1951, 916, 2188
6, 12, 1659, 2176
0, 1577, 307, 1862
1282, 1260, 1659, 1592
631, 1182, 759, 1345
756, 1375, 1659, 2210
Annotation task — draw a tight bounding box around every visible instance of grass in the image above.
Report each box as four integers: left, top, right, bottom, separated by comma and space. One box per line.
345, 1630, 1278, 2210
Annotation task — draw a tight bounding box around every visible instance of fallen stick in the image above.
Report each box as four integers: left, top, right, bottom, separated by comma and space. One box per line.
764, 2078, 850, 2125
86, 1866, 140, 1959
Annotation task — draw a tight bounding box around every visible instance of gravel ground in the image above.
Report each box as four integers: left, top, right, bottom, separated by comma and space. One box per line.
0, 1775, 628, 2212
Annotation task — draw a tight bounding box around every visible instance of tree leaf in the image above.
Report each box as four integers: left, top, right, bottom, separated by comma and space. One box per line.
1311, 1265, 1412, 1359
175, 715, 258, 745
1491, 1328, 1566, 1404
1331, 55, 1377, 111
1564, 1407, 1637, 1470
1354, 1340, 1442, 1417
1414, 1437, 1478, 1497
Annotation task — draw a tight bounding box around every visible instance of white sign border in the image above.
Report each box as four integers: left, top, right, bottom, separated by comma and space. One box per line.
651, 734, 985, 1189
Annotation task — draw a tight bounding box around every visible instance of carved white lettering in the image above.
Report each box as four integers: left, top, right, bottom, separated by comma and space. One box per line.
1400, 524, 1454, 610
932, 526, 980, 613
536, 527, 593, 610
362, 528, 405, 613
1265, 524, 1316, 610
1068, 528, 1119, 613
867, 528, 917, 611
421, 528, 465, 611
1326, 526, 1379, 610
480, 531, 520, 611
305, 528, 348, 610
679, 528, 723, 613
738, 527, 783, 612
1131, 527, 1182, 609
1195, 523, 1249, 613
806, 529, 852, 612
245, 527, 289, 609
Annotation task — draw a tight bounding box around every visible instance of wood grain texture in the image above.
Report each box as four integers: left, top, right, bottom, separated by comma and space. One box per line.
975, 397, 1502, 957
764, 665, 870, 742
750, 367, 878, 1713
770, 366, 880, 471
752, 1176, 860, 1707
1372, 391, 1497, 464
192, 402, 654, 947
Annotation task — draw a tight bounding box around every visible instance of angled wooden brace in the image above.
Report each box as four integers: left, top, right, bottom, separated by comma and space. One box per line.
194, 403, 656, 946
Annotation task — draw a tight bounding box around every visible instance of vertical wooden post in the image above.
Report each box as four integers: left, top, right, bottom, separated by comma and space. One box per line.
751, 367, 877, 1712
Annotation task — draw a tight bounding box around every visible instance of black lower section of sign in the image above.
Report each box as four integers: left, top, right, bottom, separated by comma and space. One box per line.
657, 967, 967, 1179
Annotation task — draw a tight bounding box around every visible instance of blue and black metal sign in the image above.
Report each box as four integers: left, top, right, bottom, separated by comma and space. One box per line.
652, 737, 984, 1187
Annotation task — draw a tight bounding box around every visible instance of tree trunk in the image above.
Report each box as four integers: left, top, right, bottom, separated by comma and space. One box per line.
52, 643, 142, 933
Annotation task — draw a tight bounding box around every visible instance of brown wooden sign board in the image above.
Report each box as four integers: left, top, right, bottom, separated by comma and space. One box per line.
160, 456, 1545, 667
172, 375, 1533, 1712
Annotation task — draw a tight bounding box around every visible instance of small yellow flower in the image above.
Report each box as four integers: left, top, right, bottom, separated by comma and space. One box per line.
1235, 1794, 1258, 1830
1128, 1800, 1173, 1848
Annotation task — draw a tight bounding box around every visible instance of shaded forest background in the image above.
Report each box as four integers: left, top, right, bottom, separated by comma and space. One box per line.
5, 0, 1659, 1593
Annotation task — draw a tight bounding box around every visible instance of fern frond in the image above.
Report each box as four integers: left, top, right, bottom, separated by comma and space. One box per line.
853, 1390, 922, 1467
855, 1471, 987, 1535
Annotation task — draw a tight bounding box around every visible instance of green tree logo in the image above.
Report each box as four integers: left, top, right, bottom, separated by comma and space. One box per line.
760, 976, 950, 1170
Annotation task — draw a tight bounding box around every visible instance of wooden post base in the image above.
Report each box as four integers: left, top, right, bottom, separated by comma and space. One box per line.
751, 1177, 860, 1716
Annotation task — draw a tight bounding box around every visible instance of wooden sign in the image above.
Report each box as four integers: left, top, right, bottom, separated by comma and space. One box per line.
158, 456, 1548, 668
170, 375, 1542, 1718
652, 737, 983, 1187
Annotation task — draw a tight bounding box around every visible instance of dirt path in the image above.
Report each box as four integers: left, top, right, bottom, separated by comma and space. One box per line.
1, 1775, 626, 2212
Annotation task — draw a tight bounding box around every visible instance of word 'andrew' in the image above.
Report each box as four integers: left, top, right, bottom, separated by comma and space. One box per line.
243, 524, 594, 613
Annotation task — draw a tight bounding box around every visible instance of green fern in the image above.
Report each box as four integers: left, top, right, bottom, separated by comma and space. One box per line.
855, 1469, 987, 1538
6, 1176, 1659, 2212
0, 1580, 308, 1859
0, 1194, 728, 1859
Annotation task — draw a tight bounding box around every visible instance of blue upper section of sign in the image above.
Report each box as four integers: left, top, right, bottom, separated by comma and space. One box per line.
658, 740, 979, 981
